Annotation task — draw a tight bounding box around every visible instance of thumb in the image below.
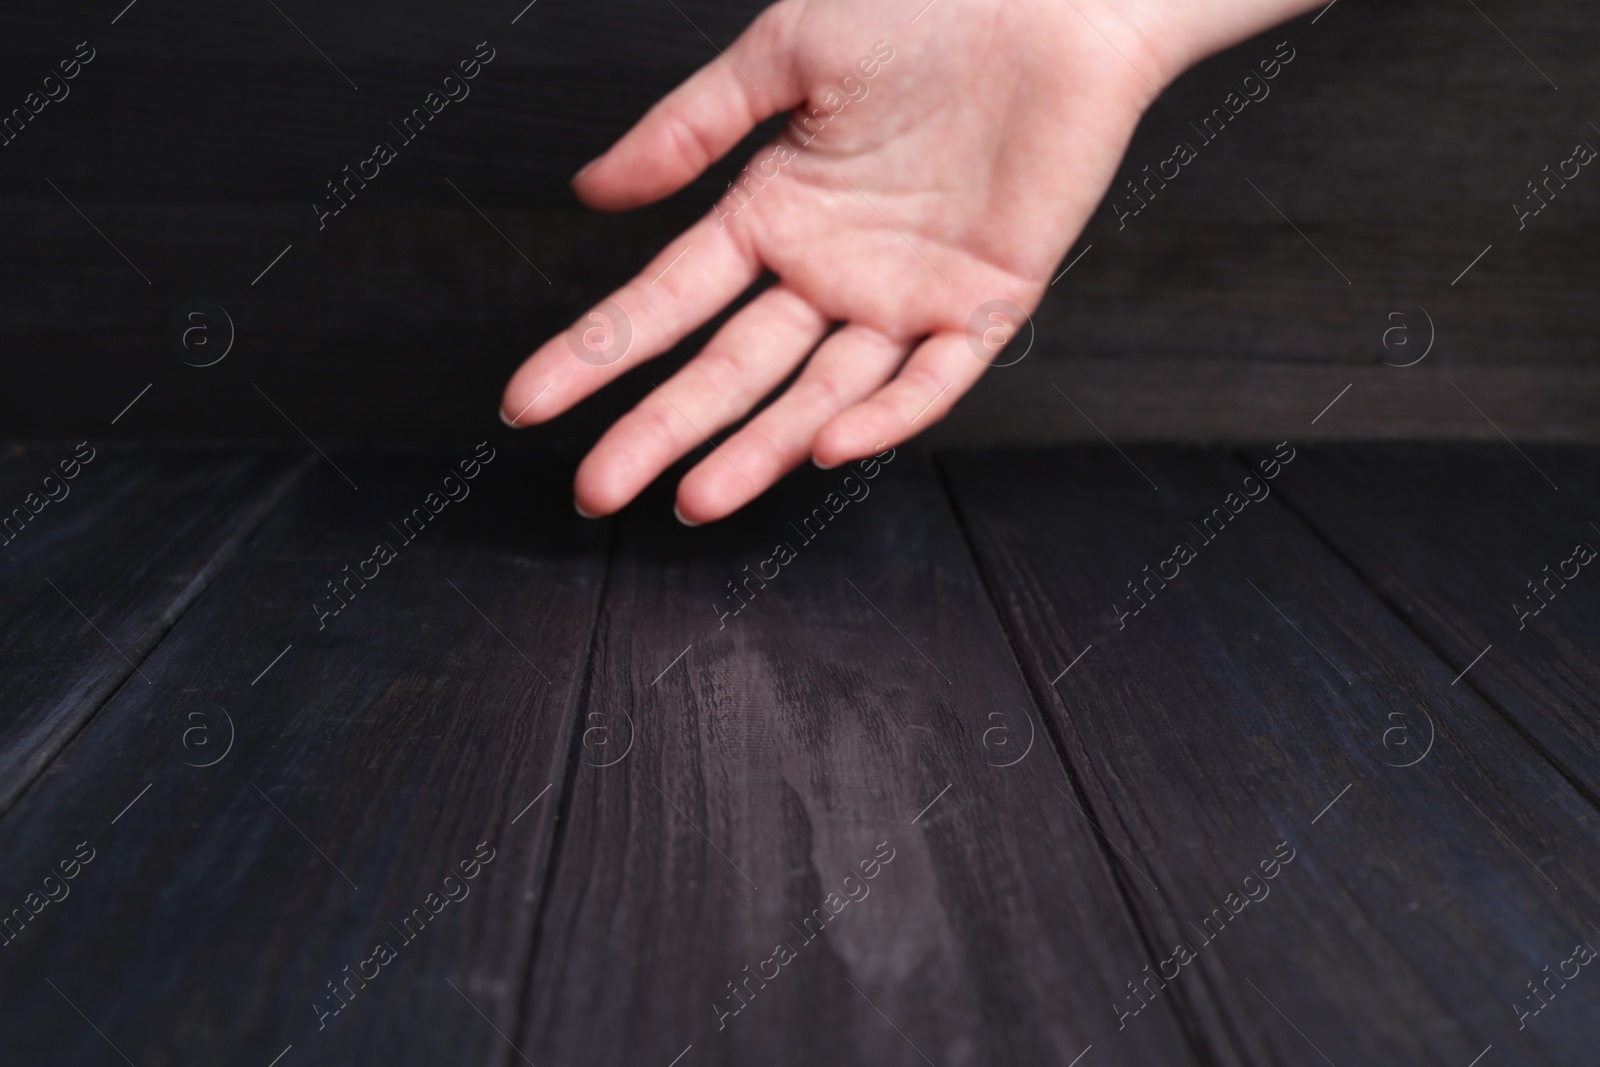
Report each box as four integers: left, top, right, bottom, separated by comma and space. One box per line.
574, 1, 806, 211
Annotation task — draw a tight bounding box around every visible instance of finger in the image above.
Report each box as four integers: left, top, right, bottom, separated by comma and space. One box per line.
500, 210, 763, 427
575, 2, 806, 212
675, 324, 909, 523
573, 285, 830, 516
812, 332, 987, 467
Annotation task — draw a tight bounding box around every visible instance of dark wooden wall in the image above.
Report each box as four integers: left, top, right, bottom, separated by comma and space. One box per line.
1, 0, 1595, 445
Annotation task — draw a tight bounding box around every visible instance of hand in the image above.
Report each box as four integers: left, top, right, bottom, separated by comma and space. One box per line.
499, 0, 1318, 523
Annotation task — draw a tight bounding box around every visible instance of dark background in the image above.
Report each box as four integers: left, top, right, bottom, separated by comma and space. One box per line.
2, 0, 1595, 446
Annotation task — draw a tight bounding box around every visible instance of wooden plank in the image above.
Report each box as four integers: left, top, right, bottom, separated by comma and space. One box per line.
0, 447, 608, 1066
1273, 443, 1600, 800
0, 443, 305, 813
517, 453, 1197, 1066
942, 445, 1600, 1066
931, 360, 1600, 447
3, 0, 1599, 445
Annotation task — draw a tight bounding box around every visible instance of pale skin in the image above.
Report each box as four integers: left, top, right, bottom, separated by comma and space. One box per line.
498, 0, 1324, 524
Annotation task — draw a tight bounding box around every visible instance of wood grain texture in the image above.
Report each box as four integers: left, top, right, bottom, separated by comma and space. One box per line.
0, 444, 304, 813
0, 447, 608, 1066
1272, 443, 1600, 800
517, 455, 1197, 1066
931, 359, 1600, 447
3, 443, 1599, 1065
941, 446, 1600, 1066
0, 0, 1595, 443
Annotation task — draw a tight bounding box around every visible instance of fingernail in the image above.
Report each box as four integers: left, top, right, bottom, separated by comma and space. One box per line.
812, 455, 839, 471
574, 155, 603, 181
673, 504, 701, 527
575, 499, 599, 519
499, 406, 519, 428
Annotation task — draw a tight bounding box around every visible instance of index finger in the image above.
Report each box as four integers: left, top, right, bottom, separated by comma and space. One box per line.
500, 210, 764, 427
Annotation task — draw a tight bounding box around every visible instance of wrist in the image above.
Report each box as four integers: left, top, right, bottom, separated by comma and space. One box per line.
1113, 0, 1325, 91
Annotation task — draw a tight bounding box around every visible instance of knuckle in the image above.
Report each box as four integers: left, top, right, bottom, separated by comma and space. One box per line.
899, 366, 949, 407
735, 424, 788, 478
631, 402, 686, 456
659, 108, 718, 175
693, 350, 748, 401
797, 373, 844, 414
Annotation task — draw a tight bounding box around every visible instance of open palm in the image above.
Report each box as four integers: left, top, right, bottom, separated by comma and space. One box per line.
499, 0, 1297, 522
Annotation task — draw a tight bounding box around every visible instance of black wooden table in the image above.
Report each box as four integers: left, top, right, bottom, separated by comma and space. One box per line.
1, 441, 1596, 1067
